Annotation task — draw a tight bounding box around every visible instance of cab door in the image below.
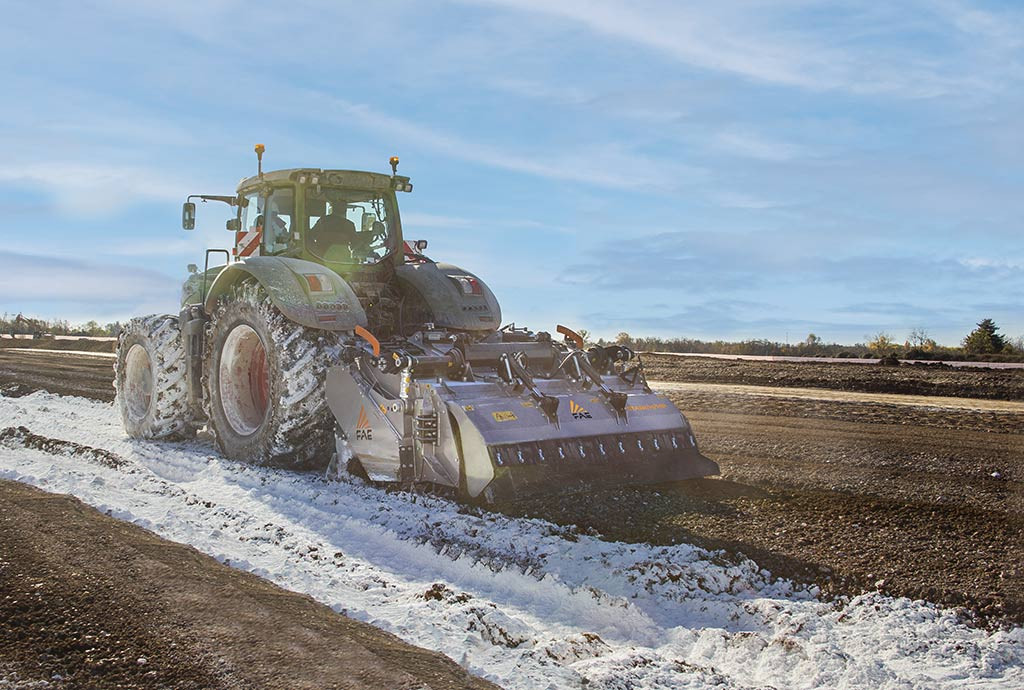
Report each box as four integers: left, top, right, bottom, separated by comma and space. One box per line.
236, 186, 296, 258
236, 190, 265, 259
262, 186, 296, 255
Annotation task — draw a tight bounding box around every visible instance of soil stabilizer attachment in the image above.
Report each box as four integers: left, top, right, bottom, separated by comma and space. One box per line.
325, 328, 719, 503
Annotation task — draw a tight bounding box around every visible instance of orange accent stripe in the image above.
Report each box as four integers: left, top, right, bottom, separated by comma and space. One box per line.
557, 324, 584, 349
356, 406, 371, 429
354, 325, 380, 357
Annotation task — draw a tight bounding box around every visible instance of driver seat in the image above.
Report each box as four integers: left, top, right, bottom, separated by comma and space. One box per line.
311, 212, 357, 255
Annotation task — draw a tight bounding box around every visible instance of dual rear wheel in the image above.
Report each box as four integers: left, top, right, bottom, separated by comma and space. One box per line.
114, 315, 195, 440
203, 284, 338, 469
115, 285, 338, 469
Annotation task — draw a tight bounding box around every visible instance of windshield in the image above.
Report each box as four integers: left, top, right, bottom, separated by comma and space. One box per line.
305, 187, 395, 264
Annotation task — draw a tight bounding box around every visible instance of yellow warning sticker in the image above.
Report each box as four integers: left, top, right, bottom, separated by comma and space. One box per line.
463, 405, 474, 411
492, 411, 518, 422
520, 401, 535, 408
627, 403, 668, 411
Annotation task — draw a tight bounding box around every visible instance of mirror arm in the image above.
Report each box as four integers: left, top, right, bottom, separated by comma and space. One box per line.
187, 194, 239, 206
184, 194, 248, 231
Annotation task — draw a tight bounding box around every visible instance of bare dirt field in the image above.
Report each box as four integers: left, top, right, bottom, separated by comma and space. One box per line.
0, 337, 116, 354
511, 385, 1023, 627
513, 357, 1023, 629
0, 349, 115, 403
1, 348, 1021, 637
643, 352, 1024, 400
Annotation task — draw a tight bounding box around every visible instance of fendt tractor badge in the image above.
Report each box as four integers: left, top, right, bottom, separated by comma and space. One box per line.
355, 406, 373, 440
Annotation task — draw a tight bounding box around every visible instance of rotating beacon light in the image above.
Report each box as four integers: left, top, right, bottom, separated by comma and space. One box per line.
255, 143, 266, 179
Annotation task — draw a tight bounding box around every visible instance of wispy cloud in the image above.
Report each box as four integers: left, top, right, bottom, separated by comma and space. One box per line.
0, 251, 179, 316
575, 237, 1020, 293
0, 162, 186, 216
581, 300, 864, 341
289, 91, 705, 192
469, 0, 1023, 97
402, 212, 569, 234
712, 129, 808, 162
925, 0, 1024, 50
468, 0, 844, 90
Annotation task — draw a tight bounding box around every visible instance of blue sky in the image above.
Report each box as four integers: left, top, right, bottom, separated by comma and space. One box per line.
1, 0, 1021, 345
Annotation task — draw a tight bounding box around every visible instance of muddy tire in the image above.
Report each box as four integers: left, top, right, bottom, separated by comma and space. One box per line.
203, 283, 339, 469
114, 315, 195, 440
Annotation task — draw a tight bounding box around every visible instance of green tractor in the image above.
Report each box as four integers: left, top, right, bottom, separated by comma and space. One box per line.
114, 146, 717, 502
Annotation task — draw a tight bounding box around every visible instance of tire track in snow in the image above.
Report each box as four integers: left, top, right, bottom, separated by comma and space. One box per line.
1, 391, 1022, 689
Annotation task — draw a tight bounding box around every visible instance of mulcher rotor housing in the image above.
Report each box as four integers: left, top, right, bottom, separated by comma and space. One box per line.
115, 147, 718, 503
327, 329, 718, 503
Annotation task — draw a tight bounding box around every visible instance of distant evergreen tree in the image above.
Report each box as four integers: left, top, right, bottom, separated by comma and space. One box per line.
962, 318, 1006, 354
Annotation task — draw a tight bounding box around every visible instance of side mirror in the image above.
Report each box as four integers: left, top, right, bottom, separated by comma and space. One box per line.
182, 202, 196, 230
226, 218, 241, 231
414, 239, 428, 252
187, 264, 198, 274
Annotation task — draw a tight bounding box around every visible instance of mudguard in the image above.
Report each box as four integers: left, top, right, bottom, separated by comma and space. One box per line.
181, 267, 225, 306
203, 256, 367, 331
396, 262, 501, 332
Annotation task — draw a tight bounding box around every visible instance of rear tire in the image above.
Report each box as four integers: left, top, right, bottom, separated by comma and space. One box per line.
114, 315, 195, 440
203, 283, 339, 469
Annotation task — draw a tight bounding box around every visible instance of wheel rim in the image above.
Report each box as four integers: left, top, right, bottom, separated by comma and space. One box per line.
219, 324, 270, 436
123, 344, 153, 421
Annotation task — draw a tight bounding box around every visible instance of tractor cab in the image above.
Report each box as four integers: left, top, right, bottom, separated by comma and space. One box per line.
179, 145, 503, 341
233, 167, 411, 277
182, 147, 413, 280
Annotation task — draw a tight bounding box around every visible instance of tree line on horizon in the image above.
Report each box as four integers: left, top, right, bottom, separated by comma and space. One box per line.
4, 312, 1021, 361
2, 313, 123, 338
588, 318, 1024, 362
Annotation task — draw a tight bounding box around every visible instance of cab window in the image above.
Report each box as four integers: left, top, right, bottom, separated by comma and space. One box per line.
238, 191, 265, 258
263, 187, 294, 254
305, 187, 394, 264
238, 188, 294, 257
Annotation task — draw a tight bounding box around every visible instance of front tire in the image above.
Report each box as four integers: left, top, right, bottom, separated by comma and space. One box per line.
114, 315, 195, 439
204, 284, 339, 469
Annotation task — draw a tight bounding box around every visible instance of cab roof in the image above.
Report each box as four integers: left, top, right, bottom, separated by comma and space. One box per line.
236, 168, 399, 193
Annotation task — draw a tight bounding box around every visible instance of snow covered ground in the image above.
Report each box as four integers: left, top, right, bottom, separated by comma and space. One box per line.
1, 391, 1022, 689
